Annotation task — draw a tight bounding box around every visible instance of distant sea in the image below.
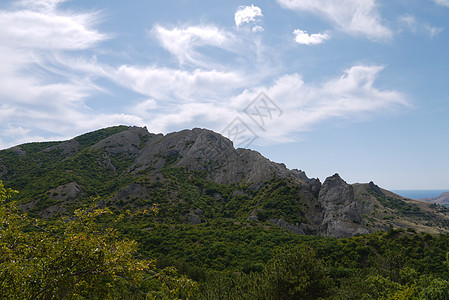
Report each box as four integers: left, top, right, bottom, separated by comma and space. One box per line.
391, 190, 449, 200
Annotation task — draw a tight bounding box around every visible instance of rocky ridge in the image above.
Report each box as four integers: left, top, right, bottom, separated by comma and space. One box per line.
2, 126, 449, 237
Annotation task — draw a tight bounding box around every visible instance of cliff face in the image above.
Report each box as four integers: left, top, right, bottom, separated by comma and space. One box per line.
317, 174, 369, 237
1, 126, 449, 238
121, 127, 321, 192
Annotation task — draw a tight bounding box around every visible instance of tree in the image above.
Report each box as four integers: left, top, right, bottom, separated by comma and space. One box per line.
262, 244, 332, 299
0, 180, 153, 299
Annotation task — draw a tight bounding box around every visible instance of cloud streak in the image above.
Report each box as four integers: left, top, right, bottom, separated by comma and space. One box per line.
0, 0, 126, 148
277, 0, 392, 40
112, 65, 248, 102
398, 14, 443, 38
435, 0, 449, 7
152, 25, 234, 67
0, 1, 107, 50
126, 65, 407, 144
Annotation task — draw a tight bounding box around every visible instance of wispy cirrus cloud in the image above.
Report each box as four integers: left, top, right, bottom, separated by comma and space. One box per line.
14, 0, 67, 12
0, 0, 133, 148
152, 25, 235, 67
434, 0, 449, 7
127, 65, 407, 144
398, 14, 443, 38
235, 65, 406, 143
112, 65, 249, 102
277, 0, 392, 40
0, 0, 106, 50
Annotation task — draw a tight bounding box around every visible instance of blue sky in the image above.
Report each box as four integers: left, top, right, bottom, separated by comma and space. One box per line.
0, 0, 448, 190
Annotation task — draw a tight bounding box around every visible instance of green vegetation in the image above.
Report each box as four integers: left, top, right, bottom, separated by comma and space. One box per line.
0, 181, 197, 299
75, 125, 130, 148
367, 189, 420, 214
3, 179, 449, 298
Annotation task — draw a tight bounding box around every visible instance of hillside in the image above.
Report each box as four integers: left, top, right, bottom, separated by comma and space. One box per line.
3, 126, 449, 298
1, 125, 448, 239
421, 191, 449, 205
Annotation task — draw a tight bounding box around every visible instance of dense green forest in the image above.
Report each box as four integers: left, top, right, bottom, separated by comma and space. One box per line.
2, 180, 449, 299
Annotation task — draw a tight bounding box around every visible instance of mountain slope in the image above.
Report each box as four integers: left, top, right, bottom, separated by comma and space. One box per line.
421, 191, 449, 205
1, 125, 448, 237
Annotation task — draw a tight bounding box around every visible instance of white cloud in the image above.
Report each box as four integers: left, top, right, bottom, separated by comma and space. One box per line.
398, 14, 443, 38
134, 99, 158, 113
424, 25, 444, 38
0, 0, 126, 149
137, 102, 237, 135
252, 26, 264, 32
0, 3, 106, 50
0, 1, 408, 151
112, 65, 248, 102
125, 65, 407, 145
277, 0, 392, 40
235, 5, 263, 28
398, 14, 417, 33
435, 0, 449, 7
14, 0, 67, 13
293, 29, 330, 45
0, 1, 263, 149
152, 25, 234, 67
246, 65, 407, 143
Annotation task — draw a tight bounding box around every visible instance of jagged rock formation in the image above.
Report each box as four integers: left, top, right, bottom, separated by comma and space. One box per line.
116, 127, 321, 191
369, 181, 384, 195
317, 174, 369, 237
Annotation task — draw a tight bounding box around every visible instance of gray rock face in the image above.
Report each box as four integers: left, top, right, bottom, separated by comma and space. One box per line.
0, 163, 7, 178
318, 174, 369, 238
92, 126, 152, 155
268, 218, 316, 235
125, 127, 320, 190
187, 213, 202, 225
8, 146, 26, 156
44, 139, 80, 155
111, 183, 150, 205
49, 182, 82, 202
21, 182, 84, 218
369, 181, 384, 195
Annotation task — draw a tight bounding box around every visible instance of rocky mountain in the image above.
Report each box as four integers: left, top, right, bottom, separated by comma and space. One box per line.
1, 125, 449, 238
421, 191, 449, 205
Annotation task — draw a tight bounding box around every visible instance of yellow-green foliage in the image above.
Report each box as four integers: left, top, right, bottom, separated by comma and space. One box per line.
0, 180, 153, 299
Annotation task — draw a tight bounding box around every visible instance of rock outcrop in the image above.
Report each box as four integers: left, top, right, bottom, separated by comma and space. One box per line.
0, 163, 7, 177
110, 127, 322, 191
318, 174, 369, 237
369, 181, 384, 195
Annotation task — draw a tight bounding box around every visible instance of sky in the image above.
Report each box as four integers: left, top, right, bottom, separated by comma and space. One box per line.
0, 0, 448, 190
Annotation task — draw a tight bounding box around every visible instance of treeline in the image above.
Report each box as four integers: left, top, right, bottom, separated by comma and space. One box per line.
138, 225, 449, 299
